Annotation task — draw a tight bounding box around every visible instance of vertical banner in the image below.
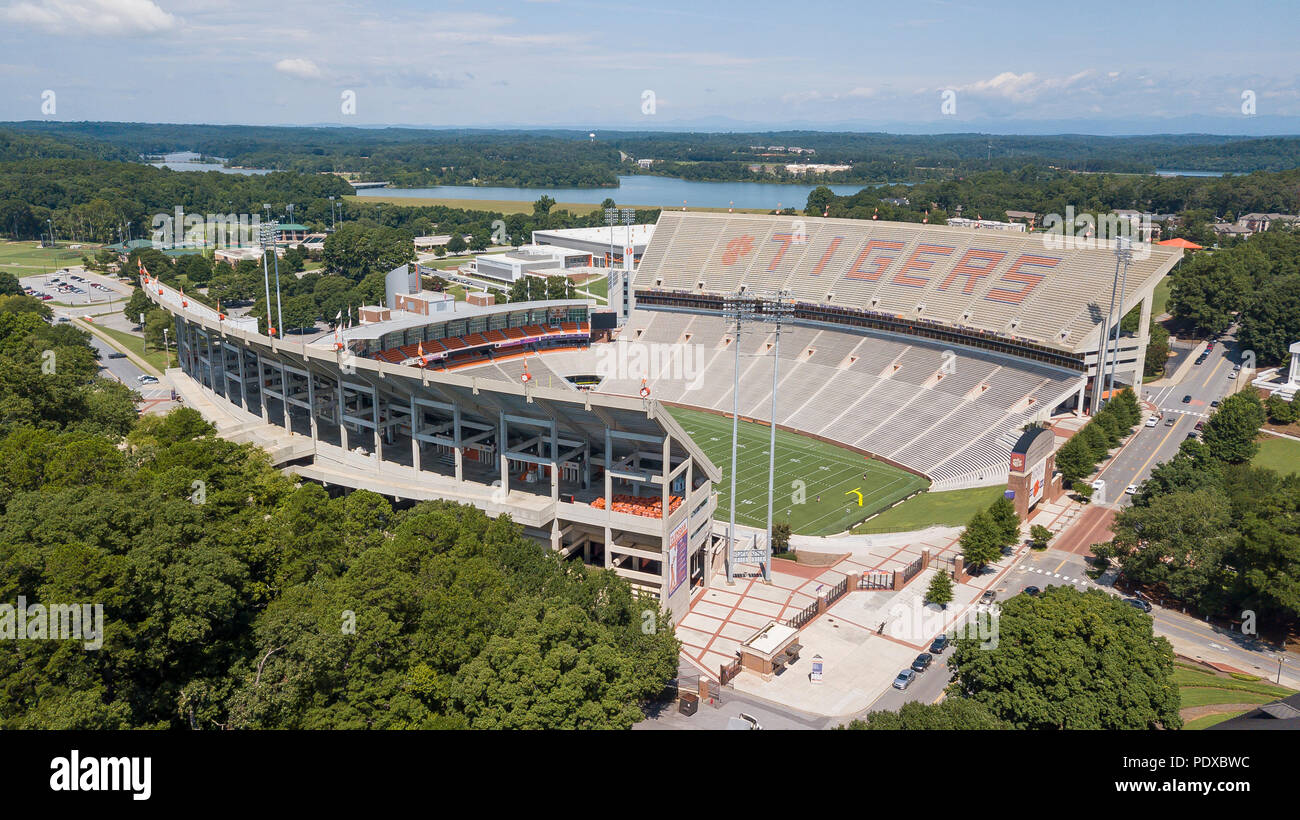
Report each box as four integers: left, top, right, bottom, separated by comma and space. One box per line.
668, 521, 688, 597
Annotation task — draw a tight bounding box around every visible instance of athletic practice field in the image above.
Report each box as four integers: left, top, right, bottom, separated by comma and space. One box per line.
668, 405, 929, 536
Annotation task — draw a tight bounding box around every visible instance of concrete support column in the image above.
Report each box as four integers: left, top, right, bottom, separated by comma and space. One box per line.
499, 413, 509, 495
306, 372, 318, 440
338, 384, 349, 451
549, 420, 560, 503
1133, 290, 1154, 392
453, 406, 463, 482
372, 391, 382, 464
409, 395, 420, 473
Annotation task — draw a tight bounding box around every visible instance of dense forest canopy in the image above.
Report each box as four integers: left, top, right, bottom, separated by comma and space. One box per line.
5, 122, 1299, 189
0, 293, 680, 729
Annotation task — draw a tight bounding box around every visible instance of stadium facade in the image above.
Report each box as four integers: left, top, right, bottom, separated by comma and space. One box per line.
144, 276, 721, 622
146, 211, 1182, 619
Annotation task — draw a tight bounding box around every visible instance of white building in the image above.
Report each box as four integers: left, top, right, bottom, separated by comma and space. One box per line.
469, 244, 592, 284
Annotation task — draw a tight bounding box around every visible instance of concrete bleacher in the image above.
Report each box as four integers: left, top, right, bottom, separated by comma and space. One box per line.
637, 212, 1181, 353
580, 309, 1081, 489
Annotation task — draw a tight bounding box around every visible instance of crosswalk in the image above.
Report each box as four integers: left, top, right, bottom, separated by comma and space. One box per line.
1160, 407, 1211, 419
1017, 564, 1095, 588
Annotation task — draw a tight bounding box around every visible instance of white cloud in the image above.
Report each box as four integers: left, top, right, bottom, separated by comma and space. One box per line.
274, 58, 322, 79
2, 0, 176, 34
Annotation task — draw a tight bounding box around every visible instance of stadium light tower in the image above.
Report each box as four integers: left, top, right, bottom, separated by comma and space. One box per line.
721, 291, 751, 584
1095, 236, 1124, 415
720, 289, 791, 583
761, 290, 793, 583
1104, 236, 1134, 406
258, 220, 277, 339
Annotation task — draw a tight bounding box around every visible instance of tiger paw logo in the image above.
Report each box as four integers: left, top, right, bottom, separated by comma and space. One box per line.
721, 234, 755, 265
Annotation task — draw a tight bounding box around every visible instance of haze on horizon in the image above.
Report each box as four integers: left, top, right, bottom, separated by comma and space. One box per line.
0, 0, 1297, 135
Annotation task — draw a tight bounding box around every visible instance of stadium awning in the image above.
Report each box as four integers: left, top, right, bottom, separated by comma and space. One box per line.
1157, 238, 1203, 250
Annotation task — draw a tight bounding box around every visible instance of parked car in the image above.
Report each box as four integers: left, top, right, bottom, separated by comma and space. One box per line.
1145, 416, 1158, 427
911, 653, 933, 673
1126, 598, 1152, 613
928, 634, 950, 654
1024, 586, 1041, 596
980, 589, 997, 605
136, 374, 158, 384
1186, 432, 1198, 440
1125, 484, 1138, 495
1195, 421, 1206, 431
1211, 400, 1220, 408
1228, 371, 1237, 380
1090, 478, 1106, 491
107, 352, 127, 359
893, 669, 917, 690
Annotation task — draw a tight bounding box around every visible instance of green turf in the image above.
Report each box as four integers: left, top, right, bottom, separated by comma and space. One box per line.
0, 242, 87, 270
1177, 687, 1277, 709
580, 275, 608, 301
1183, 710, 1247, 730
854, 485, 1006, 533
1152, 278, 1171, 318
666, 405, 928, 536
1253, 435, 1300, 476
1173, 667, 1295, 699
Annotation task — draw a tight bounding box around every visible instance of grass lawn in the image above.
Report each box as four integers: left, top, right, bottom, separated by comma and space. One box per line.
1152, 278, 1171, 318
0, 241, 88, 270
1183, 711, 1248, 730
581, 275, 609, 301
1175, 666, 1295, 718
853, 485, 1006, 533
666, 405, 928, 536
1253, 435, 1300, 476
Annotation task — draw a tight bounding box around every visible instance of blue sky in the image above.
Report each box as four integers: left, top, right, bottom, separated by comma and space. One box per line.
1, 0, 1297, 132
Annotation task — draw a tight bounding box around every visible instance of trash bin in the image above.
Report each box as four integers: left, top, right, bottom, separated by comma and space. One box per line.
678, 693, 699, 716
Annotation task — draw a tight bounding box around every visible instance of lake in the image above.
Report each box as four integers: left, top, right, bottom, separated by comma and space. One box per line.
148, 152, 272, 176
355, 175, 875, 210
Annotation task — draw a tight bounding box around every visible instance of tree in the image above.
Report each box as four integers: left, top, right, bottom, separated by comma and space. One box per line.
925, 571, 954, 608
1265, 393, 1299, 425
1240, 273, 1300, 366
446, 233, 467, 254
123, 287, 153, 325
840, 698, 1008, 730
0, 271, 20, 296
1095, 488, 1234, 609
532, 196, 556, 218
988, 496, 1021, 547
1201, 391, 1265, 464
949, 585, 1182, 729
1054, 435, 1095, 486
772, 522, 792, 553
1029, 524, 1053, 550
959, 509, 1002, 571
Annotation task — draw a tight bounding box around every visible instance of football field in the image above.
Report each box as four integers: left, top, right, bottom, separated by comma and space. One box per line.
668, 406, 929, 536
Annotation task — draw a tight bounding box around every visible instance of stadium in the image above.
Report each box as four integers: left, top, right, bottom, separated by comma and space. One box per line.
146, 212, 1181, 623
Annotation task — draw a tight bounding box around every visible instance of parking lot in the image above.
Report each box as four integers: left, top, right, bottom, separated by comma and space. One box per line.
19, 268, 131, 308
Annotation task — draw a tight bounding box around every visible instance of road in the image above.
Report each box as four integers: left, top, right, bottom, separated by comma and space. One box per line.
1013, 547, 1300, 689
1092, 328, 1244, 507
31, 265, 181, 413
